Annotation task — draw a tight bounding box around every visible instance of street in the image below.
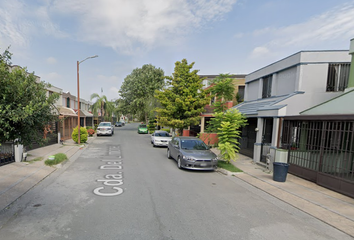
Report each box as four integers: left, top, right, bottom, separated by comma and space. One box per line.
0, 123, 351, 240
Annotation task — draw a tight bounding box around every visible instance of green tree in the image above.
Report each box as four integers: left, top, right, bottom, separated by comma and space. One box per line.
119, 64, 165, 122
213, 109, 247, 163
155, 59, 210, 135
209, 73, 235, 113
90, 93, 114, 122
0, 48, 59, 146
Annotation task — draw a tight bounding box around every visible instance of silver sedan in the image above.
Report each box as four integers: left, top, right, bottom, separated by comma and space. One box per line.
167, 136, 218, 170
151, 131, 172, 147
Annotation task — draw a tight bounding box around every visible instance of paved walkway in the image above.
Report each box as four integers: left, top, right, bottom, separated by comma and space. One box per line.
0, 138, 353, 237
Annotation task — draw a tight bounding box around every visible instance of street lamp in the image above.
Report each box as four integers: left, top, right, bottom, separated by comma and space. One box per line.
77, 55, 98, 144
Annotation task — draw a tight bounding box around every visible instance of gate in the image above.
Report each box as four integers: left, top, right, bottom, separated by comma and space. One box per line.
281, 119, 354, 198
239, 118, 257, 158
260, 118, 273, 163
0, 141, 15, 166
26, 121, 59, 150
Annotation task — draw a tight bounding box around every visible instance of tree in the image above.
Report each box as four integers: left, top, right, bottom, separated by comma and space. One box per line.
90, 93, 114, 122
213, 109, 247, 163
119, 64, 165, 123
209, 73, 235, 113
155, 59, 210, 135
0, 48, 59, 146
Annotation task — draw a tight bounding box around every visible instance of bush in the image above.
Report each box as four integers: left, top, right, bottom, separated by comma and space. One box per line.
160, 128, 170, 133
45, 153, 68, 166
87, 128, 95, 136
148, 120, 156, 133
72, 126, 88, 143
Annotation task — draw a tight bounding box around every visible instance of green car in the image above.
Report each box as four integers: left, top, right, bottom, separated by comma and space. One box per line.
138, 124, 148, 134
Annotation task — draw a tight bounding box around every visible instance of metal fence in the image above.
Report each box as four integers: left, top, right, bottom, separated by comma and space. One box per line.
0, 141, 15, 166
281, 119, 354, 197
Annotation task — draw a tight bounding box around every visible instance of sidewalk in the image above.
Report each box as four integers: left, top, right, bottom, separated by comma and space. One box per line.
214, 151, 354, 237
0, 140, 353, 237
0, 137, 94, 213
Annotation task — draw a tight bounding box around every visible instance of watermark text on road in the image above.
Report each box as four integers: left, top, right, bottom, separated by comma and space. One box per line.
93, 145, 124, 197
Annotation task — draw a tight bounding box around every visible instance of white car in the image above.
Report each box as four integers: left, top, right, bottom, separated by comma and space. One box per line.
151, 131, 172, 147
97, 122, 113, 136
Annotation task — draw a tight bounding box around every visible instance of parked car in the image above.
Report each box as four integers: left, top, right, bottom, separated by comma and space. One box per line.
167, 137, 217, 170
97, 122, 114, 136
151, 131, 172, 147
115, 122, 123, 127
138, 124, 148, 134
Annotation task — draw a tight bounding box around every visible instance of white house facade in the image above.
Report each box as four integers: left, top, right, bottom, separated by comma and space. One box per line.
233, 50, 351, 166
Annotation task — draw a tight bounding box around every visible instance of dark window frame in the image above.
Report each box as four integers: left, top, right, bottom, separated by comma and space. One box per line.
262, 75, 272, 99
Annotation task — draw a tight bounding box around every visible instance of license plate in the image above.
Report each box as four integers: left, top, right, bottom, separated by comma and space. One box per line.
200, 163, 207, 167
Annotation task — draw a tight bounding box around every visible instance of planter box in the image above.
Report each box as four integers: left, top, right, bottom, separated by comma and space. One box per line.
200, 133, 218, 145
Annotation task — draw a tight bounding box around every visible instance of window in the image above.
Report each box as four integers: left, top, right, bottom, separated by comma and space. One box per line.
66, 97, 70, 108
326, 63, 350, 92
210, 96, 215, 105
237, 86, 245, 102
262, 75, 272, 98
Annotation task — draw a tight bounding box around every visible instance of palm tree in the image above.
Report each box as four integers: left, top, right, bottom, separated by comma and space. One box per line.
90, 93, 109, 122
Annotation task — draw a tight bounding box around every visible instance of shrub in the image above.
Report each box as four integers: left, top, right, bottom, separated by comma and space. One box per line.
148, 120, 156, 133
87, 128, 95, 136
45, 153, 68, 166
72, 126, 88, 143
160, 128, 170, 132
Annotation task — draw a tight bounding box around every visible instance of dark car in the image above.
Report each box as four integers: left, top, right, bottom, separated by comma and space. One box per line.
167, 136, 217, 170
115, 122, 123, 127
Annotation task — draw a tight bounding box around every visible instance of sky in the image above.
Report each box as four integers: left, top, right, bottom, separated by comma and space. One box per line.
1, 0, 354, 102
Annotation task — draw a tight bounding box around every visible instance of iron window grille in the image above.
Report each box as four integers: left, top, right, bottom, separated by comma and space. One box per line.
326, 63, 350, 92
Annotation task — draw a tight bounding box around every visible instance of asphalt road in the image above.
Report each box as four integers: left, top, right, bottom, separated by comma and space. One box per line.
0, 123, 351, 240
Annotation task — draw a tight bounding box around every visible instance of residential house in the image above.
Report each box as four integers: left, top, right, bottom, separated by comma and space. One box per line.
59, 92, 78, 140
233, 50, 351, 169
197, 74, 246, 139
278, 40, 354, 198
75, 98, 94, 128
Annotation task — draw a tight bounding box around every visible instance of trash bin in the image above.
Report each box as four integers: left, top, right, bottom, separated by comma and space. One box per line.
273, 162, 289, 182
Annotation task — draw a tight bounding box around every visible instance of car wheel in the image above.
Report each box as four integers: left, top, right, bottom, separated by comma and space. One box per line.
167, 148, 172, 159
177, 156, 182, 169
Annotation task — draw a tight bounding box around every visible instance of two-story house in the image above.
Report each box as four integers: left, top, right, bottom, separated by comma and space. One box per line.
277, 40, 354, 198
197, 74, 246, 138
59, 92, 78, 140
233, 50, 351, 168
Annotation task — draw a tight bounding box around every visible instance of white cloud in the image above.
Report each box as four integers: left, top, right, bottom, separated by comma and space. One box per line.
51, 0, 237, 54
250, 3, 354, 55
46, 57, 57, 64
41, 72, 62, 83
250, 46, 270, 59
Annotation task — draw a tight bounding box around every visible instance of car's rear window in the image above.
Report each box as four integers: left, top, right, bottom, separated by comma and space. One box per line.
99, 123, 111, 126
156, 132, 169, 137
139, 125, 147, 128
181, 140, 208, 150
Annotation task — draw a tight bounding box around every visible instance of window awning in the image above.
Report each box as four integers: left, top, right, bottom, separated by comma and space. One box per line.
79, 109, 93, 117
232, 93, 298, 116
58, 106, 77, 116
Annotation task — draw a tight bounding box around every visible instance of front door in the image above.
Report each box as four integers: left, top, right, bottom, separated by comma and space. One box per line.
260, 118, 273, 163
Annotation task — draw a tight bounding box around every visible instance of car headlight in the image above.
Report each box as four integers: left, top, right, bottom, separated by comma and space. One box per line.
182, 156, 195, 162
212, 157, 218, 162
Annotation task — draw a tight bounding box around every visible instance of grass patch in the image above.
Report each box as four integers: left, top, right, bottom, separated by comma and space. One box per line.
45, 153, 68, 166
217, 160, 243, 172
27, 157, 43, 163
